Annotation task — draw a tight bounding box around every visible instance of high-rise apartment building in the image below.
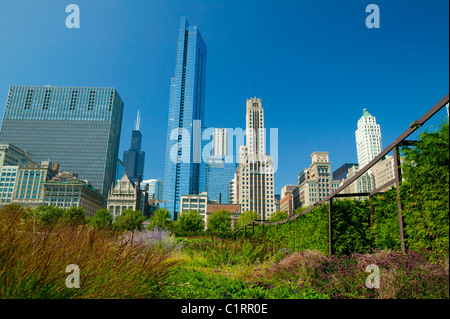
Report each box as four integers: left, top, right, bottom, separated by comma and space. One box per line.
355, 108, 382, 169
0, 85, 124, 197
163, 17, 207, 219
0, 143, 35, 170
238, 98, 275, 219
123, 111, 145, 183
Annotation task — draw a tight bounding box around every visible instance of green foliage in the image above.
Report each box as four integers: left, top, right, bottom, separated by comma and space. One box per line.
88, 209, 113, 230
34, 205, 64, 226
207, 209, 232, 232
148, 208, 173, 230
371, 189, 401, 250
400, 120, 449, 256
113, 209, 145, 231
268, 211, 288, 222
177, 210, 205, 232
62, 206, 86, 226
162, 265, 329, 299
235, 210, 259, 229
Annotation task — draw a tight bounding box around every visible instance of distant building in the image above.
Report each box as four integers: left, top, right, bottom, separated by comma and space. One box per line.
107, 173, 142, 220
206, 203, 242, 228
0, 143, 34, 170
179, 192, 209, 226
163, 17, 207, 218
339, 165, 374, 199
11, 161, 59, 208
141, 179, 162, 201
43, 172, 105, 217
0, 166, 19, 206
179, 192, 242, 229
294, 152, 340, 209
281, 185, 298, 200
332, 163, 358, 181
372, 155, 395, 191
280, 192, 294, 216
355, 108, 382, 170
274, 194, 280, 212
123, 111, 145, 184
238, 98, 275, 219
0, 85, 124, 197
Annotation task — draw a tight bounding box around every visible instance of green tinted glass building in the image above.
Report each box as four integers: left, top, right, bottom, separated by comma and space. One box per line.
0, 85, 124, 197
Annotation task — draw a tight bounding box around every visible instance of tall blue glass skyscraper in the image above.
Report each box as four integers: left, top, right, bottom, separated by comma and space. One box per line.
163, 17, 207, 219
0, 85, 124, 197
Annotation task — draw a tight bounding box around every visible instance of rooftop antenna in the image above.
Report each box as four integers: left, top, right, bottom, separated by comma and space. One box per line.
134, 110, 141, 131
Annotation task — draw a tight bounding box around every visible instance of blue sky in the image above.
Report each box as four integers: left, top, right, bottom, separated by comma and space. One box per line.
0, 0, 448, 194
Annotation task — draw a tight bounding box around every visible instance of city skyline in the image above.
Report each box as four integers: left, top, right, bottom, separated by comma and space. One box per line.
0, 0, 448, 196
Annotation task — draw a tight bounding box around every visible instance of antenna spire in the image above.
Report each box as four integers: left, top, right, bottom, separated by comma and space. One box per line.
134, 110, 141, 131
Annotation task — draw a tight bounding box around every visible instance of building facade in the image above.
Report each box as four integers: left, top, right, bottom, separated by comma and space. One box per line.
107, 173, 142, 220
332, 163, 359, 181
237, 98, 275, 219
142, 179, 163, 201
294, 152, 340, 209
163, 17, 207, 219
355, 108, 382, 170
43, 172, 105, 217
0, 166, 19, 206
0, 85, 124, 197
11, 161, 59, 207
0, 143, 35, 170
372, 155, 395, 191
123, 111, 145, 184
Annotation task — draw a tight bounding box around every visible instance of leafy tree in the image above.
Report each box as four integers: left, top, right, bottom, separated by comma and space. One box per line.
113, 209, 145, 231
148, 208, 173, 230
268, 211, 288, 222
35, 205, 64, 226
62, 206, 86, 226
236, 211, 259, 229
207, 209, 232, 233
177, 210, 205, 232
88, 209, 113, 230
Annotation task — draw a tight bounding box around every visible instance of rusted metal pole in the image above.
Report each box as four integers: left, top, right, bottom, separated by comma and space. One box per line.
328, 198, 333, 257
393, 146, 406, 254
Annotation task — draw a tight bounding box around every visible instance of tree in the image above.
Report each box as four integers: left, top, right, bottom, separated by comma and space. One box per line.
88, 209, 113, 230
268, 211, 288, 222
62, 206, 86, 226
35, 205, 64, 226
148, 208, 173, 230
113, 209, 145, 231
207, 209, 232, 233
236, 211, 259, 229
177, 210, 205, 232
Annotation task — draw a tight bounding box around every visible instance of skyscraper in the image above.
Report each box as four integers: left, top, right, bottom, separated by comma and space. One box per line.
123, 111, 145, 183
141, 179, 162, 201
0, 85, 124, 197
238, 98, 275, 219
355, 108, 382, 169
204, 129, 237, 204
163, 17, 207, 219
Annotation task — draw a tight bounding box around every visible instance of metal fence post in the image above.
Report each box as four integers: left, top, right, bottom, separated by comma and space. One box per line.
328, 198, 333, 257
394, 145, 406, 254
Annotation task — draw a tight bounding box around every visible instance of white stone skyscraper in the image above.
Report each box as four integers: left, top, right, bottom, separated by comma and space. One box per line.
355, 108, 382, 169
238, 98, 275, 219
213, 128, 228, 156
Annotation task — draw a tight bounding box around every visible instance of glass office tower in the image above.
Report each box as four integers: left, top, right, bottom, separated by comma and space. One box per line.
0, 85, 124, 197
163, 17, 207, 219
